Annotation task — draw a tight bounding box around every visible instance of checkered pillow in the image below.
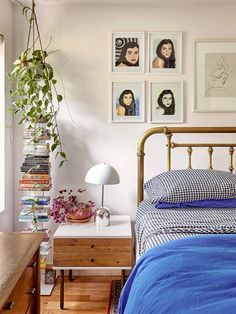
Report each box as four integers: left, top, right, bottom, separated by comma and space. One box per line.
144, 169, 236, 203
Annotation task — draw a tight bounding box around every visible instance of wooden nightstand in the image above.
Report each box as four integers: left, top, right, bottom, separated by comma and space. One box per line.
53, 215, 132, 309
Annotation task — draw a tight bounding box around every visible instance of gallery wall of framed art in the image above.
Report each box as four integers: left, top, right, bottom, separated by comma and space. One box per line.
110, 30, 184, 124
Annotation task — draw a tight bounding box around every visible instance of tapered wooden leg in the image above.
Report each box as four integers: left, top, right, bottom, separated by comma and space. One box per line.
60, 270, 64, 310
121, 269, 125, 288
69, 269, 73, 281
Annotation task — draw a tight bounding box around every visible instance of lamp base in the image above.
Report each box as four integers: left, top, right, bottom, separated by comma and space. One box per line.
94, 207, 110, 227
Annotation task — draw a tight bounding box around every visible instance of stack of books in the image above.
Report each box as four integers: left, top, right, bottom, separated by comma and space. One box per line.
19, 172, 51, 191
19, 123, 54, 295
19, 125, 52, 221
23, 142, 50, 156
23, 125, 50, 141
21, 195, 50, 205
19, 205, 50, 222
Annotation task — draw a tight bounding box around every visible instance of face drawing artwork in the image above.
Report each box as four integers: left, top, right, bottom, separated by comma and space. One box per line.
161, 43, 173, 59
115, 38, 139, 67
156, 89, 175, 115
152, 39, 176, 69
116, 89, 136, 116
124, 46, 139, 65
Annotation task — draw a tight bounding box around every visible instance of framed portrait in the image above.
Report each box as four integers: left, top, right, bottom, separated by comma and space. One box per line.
148, 32, 182, 74
111, 31, 144, 73
111, 81, 145, 123
150, 81, 183, 123
194, 39, 236, 112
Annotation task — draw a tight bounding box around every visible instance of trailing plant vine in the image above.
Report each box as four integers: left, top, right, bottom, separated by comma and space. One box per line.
8, 0, 67, 167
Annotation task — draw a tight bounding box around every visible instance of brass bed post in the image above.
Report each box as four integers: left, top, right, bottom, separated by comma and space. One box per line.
137, 127, 165, 205
208, 146, 213, 170
137, 148, 145, 205
229, 147, 234, 173
187, 147, 193, 169
164, 127, 172, 171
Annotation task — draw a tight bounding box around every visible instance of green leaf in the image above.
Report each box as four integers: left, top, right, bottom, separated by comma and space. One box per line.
59, 160, 64, 168
19, 116, 26, 124
57, 95, 63, 102
60, 152, 66, 159
48, 68, 53, 80
42, 85, 49, 94
51, 143, 57, 152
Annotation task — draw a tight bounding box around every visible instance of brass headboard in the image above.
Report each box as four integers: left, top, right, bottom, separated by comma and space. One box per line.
137, 127, 236, 205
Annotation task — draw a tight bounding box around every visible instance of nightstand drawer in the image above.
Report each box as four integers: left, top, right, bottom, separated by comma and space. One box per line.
54, 238, 132, 267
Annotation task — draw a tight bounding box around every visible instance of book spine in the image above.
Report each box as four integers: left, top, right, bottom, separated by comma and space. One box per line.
19, 180, 51, 184
18, 186, 52, 191
19, 184, 51, 188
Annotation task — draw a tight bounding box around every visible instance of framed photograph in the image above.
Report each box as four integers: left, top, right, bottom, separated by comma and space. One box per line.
111, 31, 144, 73
150, 81, 183, 123
148, 32, 182, 74
111, 81, 145, 122
194, 39, 236, 112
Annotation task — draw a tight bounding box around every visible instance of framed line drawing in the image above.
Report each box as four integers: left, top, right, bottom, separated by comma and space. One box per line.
148, 32, 182, 74
111, 31, 145, 73
194, 39, 236, 112
150, 81, 183, 123
111, 81, 145, 122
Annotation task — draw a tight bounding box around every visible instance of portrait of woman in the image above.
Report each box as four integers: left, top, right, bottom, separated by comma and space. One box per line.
156, 89, 175, 115
116, 89, 136, 116
150, 81, 183, 123
152, 39, 176, 69
115, 41, 139, 67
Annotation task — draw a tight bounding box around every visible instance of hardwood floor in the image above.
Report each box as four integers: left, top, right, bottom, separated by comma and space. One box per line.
41, 276, 120, 314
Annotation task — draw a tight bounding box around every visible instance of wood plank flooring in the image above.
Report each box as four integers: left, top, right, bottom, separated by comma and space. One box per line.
41, 276, 120, 314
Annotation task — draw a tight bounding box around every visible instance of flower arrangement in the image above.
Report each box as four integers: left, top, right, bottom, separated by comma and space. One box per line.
50, 188, 95, 223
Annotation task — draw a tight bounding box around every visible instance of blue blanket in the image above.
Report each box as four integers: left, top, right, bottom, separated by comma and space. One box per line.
119, 234, 236, 314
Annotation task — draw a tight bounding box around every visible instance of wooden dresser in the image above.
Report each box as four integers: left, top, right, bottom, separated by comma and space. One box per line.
0, 232, 44, 314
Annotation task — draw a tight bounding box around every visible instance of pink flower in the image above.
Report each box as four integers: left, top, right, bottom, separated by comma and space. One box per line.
50, 188, 95, 223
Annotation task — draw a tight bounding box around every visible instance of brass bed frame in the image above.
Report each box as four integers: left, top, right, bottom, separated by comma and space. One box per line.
137, 127, 236, 205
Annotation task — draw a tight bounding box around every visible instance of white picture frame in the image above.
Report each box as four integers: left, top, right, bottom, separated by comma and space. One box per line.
150, 80, 183, 123
194, 39, 236, 112
111, 31, 145, 73
148, 32, 182, 74
111, 81, 145, 123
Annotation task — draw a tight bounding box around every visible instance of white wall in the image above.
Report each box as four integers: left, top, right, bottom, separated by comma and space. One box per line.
0, 0, 14, 231
12, 1, 236, 231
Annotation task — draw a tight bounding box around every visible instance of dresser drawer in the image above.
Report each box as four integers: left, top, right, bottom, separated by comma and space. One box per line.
54, 238, 132, 267
1, 266, 35, 313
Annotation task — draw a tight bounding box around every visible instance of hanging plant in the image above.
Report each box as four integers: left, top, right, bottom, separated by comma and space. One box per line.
8, 0, 67, 167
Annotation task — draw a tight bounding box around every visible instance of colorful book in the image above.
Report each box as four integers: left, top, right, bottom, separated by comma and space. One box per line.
18, 185, 52, 191
21, 196, 50, 205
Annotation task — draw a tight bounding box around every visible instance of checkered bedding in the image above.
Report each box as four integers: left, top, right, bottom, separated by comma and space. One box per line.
136, 199, 236, 256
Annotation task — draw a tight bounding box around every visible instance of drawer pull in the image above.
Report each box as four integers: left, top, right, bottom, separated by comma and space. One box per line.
3, 301, 15, 310
30, 261, 37, 268
28, 287, 35, 295
91, 244, 94, 248
91, 258, 94, 262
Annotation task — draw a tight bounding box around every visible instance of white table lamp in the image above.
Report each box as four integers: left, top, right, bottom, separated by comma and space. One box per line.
85, 163, 120, 226
85, 163, 120, 207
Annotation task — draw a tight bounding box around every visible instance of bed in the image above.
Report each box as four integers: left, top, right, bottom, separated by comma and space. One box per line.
119, 126, 236, 314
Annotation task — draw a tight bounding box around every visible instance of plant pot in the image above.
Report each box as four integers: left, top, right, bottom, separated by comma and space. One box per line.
66, 209, 92, 223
